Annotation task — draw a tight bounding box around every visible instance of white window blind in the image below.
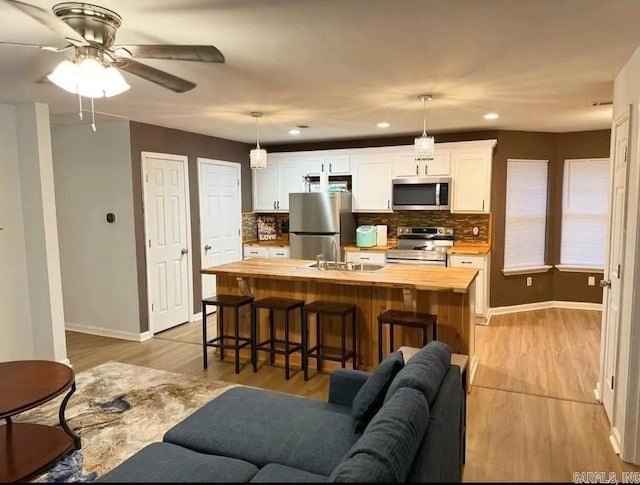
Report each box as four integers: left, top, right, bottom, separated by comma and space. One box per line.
504, 159, 549, 272
560, 158, 610, 269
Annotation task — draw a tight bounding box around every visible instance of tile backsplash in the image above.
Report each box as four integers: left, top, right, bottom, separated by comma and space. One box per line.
244, 211, 490, 243
356, 211, 490, 243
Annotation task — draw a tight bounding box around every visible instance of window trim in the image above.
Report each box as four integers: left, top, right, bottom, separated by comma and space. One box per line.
502, 265, 553, 276
555, 264, 604, 273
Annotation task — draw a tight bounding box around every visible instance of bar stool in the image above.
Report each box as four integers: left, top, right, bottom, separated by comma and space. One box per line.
377, 309, 437, 363
251, 297, 305, 380
202, 294, 254, 373
303, 301, 357, 381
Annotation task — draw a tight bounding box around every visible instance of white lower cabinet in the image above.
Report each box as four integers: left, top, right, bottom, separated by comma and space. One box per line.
243, 245, 289, 260
448, 253, 490, 322
345, 251, 386, 265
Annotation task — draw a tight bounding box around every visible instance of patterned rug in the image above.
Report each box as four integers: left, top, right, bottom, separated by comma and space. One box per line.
14, 362, 236, 482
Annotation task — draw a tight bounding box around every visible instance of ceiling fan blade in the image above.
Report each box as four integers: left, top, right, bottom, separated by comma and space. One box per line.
113, 44, 225, 63
115, 59, 196, 93
0, 41, 71, 52
2, 0, 89, 46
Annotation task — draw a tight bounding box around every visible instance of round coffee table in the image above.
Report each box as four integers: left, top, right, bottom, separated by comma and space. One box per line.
0, 360, 81, 482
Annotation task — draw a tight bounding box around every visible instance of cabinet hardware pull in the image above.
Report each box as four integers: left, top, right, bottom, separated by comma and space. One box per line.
273, 201, 276, 210
387, 200, 390, 209
277, 200, 280, 210
416, 164, 419, 175
462, 261, 472, 264
482, 200, 485, 211
361, 257, 370, 260
329, 163, 332, 172
204, 244, 212, 251
425, 164, 428, 175
322, 163, 324, 172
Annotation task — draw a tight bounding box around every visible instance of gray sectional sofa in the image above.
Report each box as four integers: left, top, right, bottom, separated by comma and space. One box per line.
99, 341, 464, 483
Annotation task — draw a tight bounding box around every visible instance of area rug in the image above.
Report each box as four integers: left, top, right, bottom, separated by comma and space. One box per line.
14, 362, 237, 482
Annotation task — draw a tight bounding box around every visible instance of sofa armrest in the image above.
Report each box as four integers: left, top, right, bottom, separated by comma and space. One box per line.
328, 369, 371, 407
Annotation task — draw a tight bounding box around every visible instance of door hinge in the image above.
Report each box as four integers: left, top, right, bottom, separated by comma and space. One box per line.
237, 179, 240, 186
611, 375, 615, 390
617, 263, 621, 279
624, 145, 628, 163
238, 229, 241, 236
152, 303, 154, 312
145, 174, 149, 183
148, 239, 151, 248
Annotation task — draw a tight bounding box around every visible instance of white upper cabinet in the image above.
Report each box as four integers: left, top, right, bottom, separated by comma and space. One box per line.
394, 147, 451, 177
276, 159, 307, 212
252, 163, 278, 212
324, 154, 351, 174
352, 153, 394, 212
451, 144, 494, 213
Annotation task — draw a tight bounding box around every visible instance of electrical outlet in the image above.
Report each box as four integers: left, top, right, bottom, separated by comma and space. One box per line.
588, 276, 596, 286
526, 276, 533, 287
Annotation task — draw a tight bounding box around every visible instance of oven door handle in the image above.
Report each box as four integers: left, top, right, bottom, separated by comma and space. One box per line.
435, 183, 441, 207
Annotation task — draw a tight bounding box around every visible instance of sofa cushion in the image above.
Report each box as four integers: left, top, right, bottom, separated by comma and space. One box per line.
330, 387, 429, 483
351, 351, 404, 433
384, 341, 451, 406
164, 387, 359, 476
250, 464, 328, 483
97, 442, 258, 483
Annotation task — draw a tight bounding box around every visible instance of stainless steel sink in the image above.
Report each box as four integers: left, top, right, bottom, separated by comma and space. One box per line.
301, 262, 385, 273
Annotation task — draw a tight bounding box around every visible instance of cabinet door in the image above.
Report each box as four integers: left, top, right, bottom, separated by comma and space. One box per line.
352, 154, 394, 212
325, 154, 351, 174
451, 149, 491, 213
276, 160, 307, 212
345, 251, 386, 265
252, 164, 278, 212
268, 247, 290, 258
394, 152, 421, 177
243, 246, 269, 259
425, 148, 451, 176
299, 156, 325, 175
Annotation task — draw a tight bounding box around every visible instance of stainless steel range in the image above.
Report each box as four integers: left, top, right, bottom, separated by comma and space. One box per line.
386, 226, 454, 266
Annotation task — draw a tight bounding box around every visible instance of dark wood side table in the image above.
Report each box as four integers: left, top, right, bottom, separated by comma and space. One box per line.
0, 360, 81, 482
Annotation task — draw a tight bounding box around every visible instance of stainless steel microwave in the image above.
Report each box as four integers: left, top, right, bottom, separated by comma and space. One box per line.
391, 177, 451, 211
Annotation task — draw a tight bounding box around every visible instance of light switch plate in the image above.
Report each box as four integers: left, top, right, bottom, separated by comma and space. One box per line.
588, 276, 596, 286
526, 276, 533, 287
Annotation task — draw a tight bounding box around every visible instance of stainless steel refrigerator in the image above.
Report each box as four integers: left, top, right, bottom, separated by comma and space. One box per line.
289, 192, 355, 260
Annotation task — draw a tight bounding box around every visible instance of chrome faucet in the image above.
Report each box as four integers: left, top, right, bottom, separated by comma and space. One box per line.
316, 253, 327, 270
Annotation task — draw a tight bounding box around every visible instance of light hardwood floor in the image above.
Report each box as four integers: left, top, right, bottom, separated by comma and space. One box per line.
66, 307, 638, 482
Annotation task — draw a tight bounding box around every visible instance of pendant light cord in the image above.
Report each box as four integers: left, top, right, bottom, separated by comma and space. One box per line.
255, 115, 261, 149
91, 98, 96, 132
422, 96, 427, 136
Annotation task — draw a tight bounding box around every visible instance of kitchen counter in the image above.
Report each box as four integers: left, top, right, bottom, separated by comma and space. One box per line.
343, 241, 397, 252
448, 243, 491, 255
203, 258, 477, 293
204, 258, 477, 376
243, 239, 289, 247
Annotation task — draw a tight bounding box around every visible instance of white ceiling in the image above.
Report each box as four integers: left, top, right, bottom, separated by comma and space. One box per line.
0, 0, 639, 143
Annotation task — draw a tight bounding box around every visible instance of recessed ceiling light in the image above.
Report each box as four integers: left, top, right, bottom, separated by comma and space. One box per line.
288, 128, 301, 135
483, 112, 499, 120
377, 121, 390, 128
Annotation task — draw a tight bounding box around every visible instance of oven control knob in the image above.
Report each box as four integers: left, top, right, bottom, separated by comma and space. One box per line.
438, 228, 444, 234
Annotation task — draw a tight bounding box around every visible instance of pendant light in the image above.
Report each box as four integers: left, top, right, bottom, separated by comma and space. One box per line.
414, 94, 434, 161
249, 112, 267, 169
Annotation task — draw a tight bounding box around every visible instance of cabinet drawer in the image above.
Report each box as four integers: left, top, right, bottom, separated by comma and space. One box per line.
345, 251, 386, 265
243, 246, 269, 259
448, 255, 485, 269
268, 247, 290, 258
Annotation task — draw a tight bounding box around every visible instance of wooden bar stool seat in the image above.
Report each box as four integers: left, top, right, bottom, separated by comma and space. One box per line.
202, 294, 254, 374
251, 297, 305, 380
303, 301, 357, 381
377, 309, 437, 363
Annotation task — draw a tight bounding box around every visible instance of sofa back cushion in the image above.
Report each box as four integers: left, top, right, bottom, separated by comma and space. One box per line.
330, 387, 429, 483
351, 351, 404, 433
384, 341, 451, 406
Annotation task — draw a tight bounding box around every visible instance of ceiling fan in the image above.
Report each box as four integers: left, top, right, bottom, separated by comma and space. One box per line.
0, 0, 225, 95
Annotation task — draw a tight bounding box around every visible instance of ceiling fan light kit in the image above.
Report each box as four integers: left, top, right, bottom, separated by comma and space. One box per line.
249, 112, 268, 170
414, 94, 435, 161
47, 57, 130, 98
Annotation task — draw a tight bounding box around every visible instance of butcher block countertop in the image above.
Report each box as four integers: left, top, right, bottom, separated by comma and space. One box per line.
202, 258, 478, 293
448, 243, 491, 255
343, 240, 397, 252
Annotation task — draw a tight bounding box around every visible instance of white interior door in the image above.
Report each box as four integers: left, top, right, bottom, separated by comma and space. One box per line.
143, 153, 191, 334
601, 113, 630, 420
199, 159, 242, 306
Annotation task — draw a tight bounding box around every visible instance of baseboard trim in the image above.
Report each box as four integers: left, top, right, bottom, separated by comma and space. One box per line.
469, 355, 478, 385
65, 322, 150, 342
191, 312, 203, 322
594, 382, 602, 402
58, 358, 71, 367
610, 427, 622, 455
488, 300, 602, 317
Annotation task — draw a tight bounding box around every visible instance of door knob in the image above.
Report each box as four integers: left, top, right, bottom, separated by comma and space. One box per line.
181, 248, 189, 255
204, 245, 212, 251
600, 279, 611, 288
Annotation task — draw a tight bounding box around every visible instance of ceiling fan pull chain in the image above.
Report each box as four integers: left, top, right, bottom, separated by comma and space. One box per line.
78, 94, 83, 120
90, 98, 96, 132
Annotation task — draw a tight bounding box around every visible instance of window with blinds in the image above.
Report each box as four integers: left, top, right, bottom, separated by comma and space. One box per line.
559, 158, 610, 269
503, 159, 550, 274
